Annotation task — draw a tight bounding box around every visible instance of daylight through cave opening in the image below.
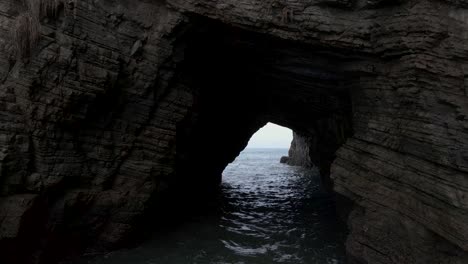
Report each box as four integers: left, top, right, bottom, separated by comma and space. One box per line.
169, 21, 357, 260
175, 17, 354, 198
216, 123, 349, 263
245, 123, 292, 149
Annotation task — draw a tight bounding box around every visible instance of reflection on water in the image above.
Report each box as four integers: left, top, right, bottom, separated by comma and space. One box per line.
78, 148, 347, 264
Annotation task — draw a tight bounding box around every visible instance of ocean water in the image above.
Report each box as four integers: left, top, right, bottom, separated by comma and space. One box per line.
79, 148, 347, 264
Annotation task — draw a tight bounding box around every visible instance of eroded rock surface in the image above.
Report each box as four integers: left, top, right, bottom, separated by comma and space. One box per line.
0, 0, 467, 263
283, 132, 313, 167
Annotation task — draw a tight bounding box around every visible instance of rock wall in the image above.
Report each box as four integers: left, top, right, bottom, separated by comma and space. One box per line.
0, 1, 190, 262
0, 0, 467, 263
283, 132, 313, 167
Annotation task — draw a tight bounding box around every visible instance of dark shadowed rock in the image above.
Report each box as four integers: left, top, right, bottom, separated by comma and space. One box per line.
280, 156, 289, 164
284, 132, 313, 168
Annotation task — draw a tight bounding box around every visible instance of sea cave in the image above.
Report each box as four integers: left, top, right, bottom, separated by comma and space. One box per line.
0, 0, 467, 263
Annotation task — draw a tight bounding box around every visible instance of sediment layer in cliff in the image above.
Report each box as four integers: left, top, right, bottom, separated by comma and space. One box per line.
0, 0, 467, 263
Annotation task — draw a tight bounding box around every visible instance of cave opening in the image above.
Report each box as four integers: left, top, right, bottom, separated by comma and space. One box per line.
160, 17, 356, 262
62, 15, 357, 264
174, 16, 355, 198
213, 123, 348, 263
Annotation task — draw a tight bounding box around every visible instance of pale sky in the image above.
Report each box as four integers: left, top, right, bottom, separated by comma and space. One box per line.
246, 123, 293, 148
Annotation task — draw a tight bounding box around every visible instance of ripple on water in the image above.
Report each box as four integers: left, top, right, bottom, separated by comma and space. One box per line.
74, 148, 347, 264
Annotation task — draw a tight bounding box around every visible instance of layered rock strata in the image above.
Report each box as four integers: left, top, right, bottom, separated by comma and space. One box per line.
0, 0, 466, 263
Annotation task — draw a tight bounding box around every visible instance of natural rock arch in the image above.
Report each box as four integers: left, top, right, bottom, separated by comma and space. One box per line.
0, 0, 467, 263
174, 19, 353, 195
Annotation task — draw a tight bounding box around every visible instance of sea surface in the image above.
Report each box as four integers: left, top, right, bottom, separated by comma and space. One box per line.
80, 148, 347, 264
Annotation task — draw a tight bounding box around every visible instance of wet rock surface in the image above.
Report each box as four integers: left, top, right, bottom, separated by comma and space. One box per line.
0, 0, 467, 263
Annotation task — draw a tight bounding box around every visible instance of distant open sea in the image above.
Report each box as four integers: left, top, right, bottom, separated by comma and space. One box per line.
77, 148, 347, 264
